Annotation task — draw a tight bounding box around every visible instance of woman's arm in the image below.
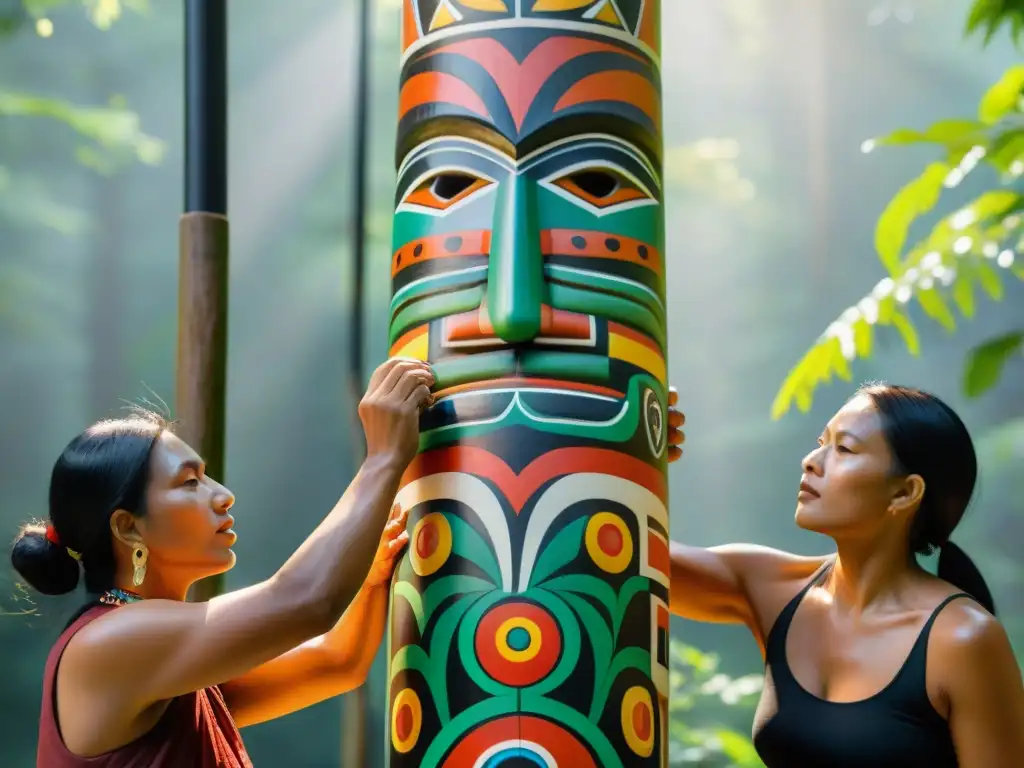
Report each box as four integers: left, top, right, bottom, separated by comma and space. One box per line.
664, 388, 827, 642
935, 602, 1024, 766
669, 543, 826, 636
221, 504, 410, 727
60, 358, 432, 721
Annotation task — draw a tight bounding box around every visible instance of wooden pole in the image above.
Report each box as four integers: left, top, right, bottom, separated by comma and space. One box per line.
179, 0, 229, 603
341, 0, 374, 762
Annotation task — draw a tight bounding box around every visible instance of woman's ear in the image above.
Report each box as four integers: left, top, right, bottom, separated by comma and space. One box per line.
890, 473, 926, 518
109, 508, 144, 549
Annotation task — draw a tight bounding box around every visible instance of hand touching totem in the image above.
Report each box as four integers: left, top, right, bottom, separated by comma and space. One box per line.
386, 2, 668, 765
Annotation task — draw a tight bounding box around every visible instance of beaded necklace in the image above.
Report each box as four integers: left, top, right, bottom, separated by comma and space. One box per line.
99, 587, 144, 606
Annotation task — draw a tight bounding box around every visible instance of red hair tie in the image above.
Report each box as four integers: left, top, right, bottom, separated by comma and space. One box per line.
45, 524, 61, 546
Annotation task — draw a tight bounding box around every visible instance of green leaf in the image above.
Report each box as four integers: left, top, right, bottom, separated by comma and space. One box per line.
979, 65, 1024, 124
963, 331, 1023, 397
890, 311, 921, 356
986, 129, 1024, 173
916, 288, 957, 331
828, 337, 853, 381
875, 119, 988, 150
952, 267, 977, 317
875, 163, 950, 273
853, 318, 873, 357
976, 259, 1005, 299
794, 384, 813, 413
966, 2, 1024, 48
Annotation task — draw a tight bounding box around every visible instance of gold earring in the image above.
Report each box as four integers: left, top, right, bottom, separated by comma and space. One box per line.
132, 546, 148, 587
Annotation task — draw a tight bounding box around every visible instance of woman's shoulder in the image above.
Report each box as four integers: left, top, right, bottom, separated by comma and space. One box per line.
926, 591, 1013, 685
929, 594, 1003, 653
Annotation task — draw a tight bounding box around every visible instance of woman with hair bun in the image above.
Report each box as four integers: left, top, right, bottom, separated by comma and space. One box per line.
664, 383, 1024, 767
11, 357, 433, 767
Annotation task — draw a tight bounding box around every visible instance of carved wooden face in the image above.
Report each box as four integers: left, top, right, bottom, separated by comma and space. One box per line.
387, 4, 669, 766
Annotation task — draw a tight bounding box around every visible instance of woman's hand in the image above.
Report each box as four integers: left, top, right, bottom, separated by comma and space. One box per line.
364, 503, 410, 589
359, 357, 434, 469
668, 386, 685, 463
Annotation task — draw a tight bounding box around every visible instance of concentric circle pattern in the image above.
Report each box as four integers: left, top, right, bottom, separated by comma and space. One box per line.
585, 512, 633, 573
410, 511, 452, 577
475, 601, 561, 686
441, 715, 597, 768
391, 688, 422, 754
621, 685, 655, 757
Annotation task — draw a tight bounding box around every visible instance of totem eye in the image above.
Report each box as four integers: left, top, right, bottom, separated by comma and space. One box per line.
400, 171, 492, 212
548, 166, 655, 212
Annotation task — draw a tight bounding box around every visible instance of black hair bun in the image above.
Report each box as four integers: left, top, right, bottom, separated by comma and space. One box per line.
10, 523, 80, 596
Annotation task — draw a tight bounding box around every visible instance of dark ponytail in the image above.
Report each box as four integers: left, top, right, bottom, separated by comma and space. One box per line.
858, 384, 995, 615
937, 541, 995, 615
10, 410, 166, 598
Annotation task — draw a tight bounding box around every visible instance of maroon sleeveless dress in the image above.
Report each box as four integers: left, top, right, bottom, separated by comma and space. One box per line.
37, 604, 253, 767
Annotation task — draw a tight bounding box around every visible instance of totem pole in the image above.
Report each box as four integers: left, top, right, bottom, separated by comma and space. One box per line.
386, 2, 667, 766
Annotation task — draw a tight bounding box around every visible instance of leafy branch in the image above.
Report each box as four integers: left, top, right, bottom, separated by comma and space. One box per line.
0, 91, 163, 171
772, 62, 1024, 419
965, 0, 1024, 47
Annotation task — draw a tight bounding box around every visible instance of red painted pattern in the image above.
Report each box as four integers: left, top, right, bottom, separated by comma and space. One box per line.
402, 446, 667, 512
413, 37, 648, 131
392, 230, 491, 277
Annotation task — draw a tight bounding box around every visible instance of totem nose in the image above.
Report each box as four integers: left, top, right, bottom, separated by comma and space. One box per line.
487, 175, 544, 344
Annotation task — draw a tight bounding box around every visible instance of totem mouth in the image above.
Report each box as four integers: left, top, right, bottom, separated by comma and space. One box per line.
428, 349, 622, 401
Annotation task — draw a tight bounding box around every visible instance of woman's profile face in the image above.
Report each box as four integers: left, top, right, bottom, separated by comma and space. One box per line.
134, 431, 237, 580
795, 394, 909, 542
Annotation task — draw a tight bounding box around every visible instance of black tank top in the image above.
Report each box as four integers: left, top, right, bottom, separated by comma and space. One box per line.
752, 561, 970, 767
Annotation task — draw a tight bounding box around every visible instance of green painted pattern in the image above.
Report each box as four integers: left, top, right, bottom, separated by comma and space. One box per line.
545, 264, 664, 321
519, 350, 610, 382
390, 266, 488, 320
389, 643, 430, 692
423, 575, 492, 627
389, 285, 485, 345
427, 592, 487, 723
519, 589, 582, 698
390, 525, 662, 761
393, 581, 425, 634
418, 696, 519, 767
548, 283, 665, 349
457, 591, 518, 696
590, 646, 652, 721
420, 373, 665, 450
537, 188, 665, 253
520, 693, 624, 768
447, 514, 503, 586
540, 573, 617, 617
527, 517, 586, 587
557, 590, 613, 716
429, 350, 517, 390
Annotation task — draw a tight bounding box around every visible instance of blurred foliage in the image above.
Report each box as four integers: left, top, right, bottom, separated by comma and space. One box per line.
965, 0, 1024, 47
669, 641, 765, 768
0, 0, 162, 336
773, 0, 1024, 418
0, 0, 162, 234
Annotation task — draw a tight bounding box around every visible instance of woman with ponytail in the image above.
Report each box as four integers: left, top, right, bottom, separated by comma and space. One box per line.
663, 383, 1024, 767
